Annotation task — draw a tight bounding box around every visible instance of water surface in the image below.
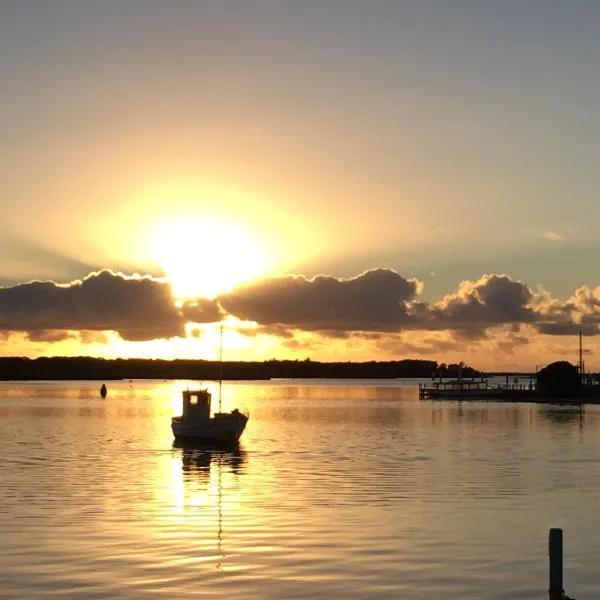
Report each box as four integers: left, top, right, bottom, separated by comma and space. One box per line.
1, 379, 599, 599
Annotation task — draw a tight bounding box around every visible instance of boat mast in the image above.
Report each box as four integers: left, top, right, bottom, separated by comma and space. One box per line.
218, 324, 223, 413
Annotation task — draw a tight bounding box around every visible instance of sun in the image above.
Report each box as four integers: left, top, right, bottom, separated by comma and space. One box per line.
147, 217, 269, 300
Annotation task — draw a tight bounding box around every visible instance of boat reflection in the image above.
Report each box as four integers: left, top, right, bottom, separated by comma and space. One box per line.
171, 440, 247, 571
172, 440, 247, 479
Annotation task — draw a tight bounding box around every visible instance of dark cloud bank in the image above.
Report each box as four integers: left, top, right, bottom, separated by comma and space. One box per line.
0, 268, 596, 343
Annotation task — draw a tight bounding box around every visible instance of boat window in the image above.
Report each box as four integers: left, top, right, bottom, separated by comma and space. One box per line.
190, 395, 198, 405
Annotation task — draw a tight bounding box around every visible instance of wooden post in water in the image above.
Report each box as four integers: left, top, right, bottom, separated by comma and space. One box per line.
548, 528, 563, 600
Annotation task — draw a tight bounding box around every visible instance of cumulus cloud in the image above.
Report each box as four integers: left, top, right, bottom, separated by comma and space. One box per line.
219, 271, 600, 341
180, 298, 224, 324
536, 322, 597, 336
219, 269, 421, 332
281, 337, 323, 352
216, 271, 600, 341
0, 270, 219, 341
496, 333, 529, 355
532, 285, 600, 337
429, 275, 536, 335
79, 330, 111, 344
1, 267, 599, 346
26, 330, 76, 343
375, 332, 463, 356
218, 271, 546, 339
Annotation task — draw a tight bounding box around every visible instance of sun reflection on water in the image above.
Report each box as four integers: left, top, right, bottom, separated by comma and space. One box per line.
8, 380, 599, 598
156, 440, 248, 562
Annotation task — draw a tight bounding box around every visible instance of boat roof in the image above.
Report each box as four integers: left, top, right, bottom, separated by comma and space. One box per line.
442, 378, 488, 384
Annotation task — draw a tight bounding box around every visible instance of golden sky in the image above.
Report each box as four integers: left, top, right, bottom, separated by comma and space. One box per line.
1, 2, 599, 371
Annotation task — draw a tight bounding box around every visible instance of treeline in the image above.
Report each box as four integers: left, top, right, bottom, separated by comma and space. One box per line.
0, 357, 479, 381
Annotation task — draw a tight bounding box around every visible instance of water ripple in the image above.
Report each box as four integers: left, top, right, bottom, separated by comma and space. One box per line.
0, 381, 599, 598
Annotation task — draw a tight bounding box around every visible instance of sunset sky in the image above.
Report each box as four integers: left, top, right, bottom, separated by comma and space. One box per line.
1, 1, 600, 371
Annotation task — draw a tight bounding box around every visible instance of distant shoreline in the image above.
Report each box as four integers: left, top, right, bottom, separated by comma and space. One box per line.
0, 356, 531, 381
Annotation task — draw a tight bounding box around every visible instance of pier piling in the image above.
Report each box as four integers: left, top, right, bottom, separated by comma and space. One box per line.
548, 528, 563, 599
548, 528, 575, 599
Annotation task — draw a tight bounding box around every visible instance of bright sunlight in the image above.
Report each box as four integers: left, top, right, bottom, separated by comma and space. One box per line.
147, 217, 269, 300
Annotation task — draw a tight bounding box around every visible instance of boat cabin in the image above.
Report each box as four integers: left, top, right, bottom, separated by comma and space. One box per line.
430, 378, 490, 392
181, 389, 212, 421
418, 374, 505, 399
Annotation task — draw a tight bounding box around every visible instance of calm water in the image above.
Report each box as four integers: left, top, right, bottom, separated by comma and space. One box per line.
1, 379, 599, 599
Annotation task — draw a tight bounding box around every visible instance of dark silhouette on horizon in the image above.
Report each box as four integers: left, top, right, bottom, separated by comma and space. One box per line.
0, 356, 480, 381
537, 361, 582, 399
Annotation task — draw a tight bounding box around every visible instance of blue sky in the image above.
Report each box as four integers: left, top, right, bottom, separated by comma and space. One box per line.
0, 1, 599, 367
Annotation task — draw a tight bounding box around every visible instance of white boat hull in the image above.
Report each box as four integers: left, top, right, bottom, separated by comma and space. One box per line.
421, 388, 504, 399
171, 412, 248, 443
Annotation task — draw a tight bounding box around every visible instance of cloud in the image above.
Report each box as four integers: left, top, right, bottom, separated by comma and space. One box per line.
79, 330, 111, 344
26, 330, 76, 343
281, 337, 323, 352
2, 267, 600, 348
496, 334, 529, 355
543, 231, 566, 241
217, 271, 600, 341
533, 285, 600, 337
219, 269, 422, 333
247, 324, 296, 339
392, 274, 567, 343
0, 269, 216, 341
431, 275, 536, 332
375, 333, 463, 356
180, 299, 224, 324
535, 322, 598, 336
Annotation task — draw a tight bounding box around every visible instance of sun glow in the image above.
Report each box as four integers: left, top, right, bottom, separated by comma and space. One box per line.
148, 218, 269, 300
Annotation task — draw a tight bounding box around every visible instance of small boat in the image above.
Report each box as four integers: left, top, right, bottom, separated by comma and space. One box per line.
171, 388, 249, 443
420, 378, 503, 399
100, 383, 107, 398
171, 324, 249, 443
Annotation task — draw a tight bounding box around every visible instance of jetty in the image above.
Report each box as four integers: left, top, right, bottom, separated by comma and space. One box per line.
418, 373, 536, 401
419, 374, 600, 404
419, 330, 600, 404
420, 332, 600, 404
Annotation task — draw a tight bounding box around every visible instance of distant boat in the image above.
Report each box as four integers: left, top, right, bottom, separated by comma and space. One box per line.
100, 384, 107, 398
171, 325, 249, 443
419, 366, 504, 399
419, 377, 504, 399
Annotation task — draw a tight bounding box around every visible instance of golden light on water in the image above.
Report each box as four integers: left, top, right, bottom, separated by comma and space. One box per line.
147, 217, 269, 300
